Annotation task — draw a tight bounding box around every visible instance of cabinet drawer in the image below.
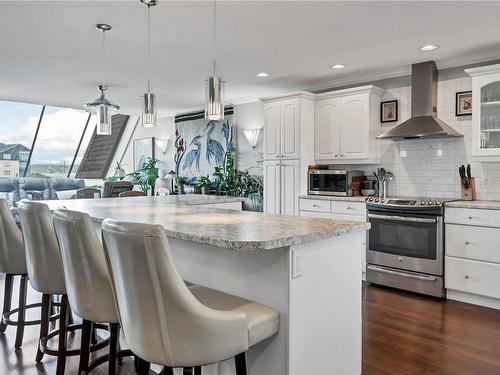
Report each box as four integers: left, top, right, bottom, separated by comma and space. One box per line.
446, 224, 500, 263
299, 199, 331, 213
445, 207, 500, 228
332, 201, 366, 216
445, 257, 500, 299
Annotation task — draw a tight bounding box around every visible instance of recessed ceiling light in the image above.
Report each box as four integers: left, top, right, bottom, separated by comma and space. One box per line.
256, 72, 269, 78
330, 64, 346, 70
419, 44, 439, 51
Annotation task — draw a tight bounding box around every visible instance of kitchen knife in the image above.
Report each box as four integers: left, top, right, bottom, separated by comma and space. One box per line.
466, 164, 472, 179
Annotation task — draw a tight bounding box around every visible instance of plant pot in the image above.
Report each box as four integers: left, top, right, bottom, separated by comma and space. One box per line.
202, 186, 210, 195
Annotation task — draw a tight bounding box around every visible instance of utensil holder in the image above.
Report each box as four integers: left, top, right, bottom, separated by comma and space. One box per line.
460, 177, 476, 201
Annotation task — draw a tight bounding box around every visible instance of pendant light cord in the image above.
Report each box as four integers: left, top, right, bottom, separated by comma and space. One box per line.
212, 0, 217, 77
102, 29, 107, 89
147, 4, 151, 93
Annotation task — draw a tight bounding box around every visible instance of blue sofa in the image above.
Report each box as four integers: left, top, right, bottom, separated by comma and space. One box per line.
0, 177, 86, 208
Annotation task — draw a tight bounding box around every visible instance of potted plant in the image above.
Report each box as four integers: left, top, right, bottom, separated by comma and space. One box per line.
128, 157, 160, 194
176, 176, 188, 194
196, 175, 212, 195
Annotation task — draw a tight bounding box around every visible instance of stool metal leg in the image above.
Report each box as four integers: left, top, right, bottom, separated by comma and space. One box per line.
91, 322, 98, 345
0, 274, 14, 334
78, 319, 92, 374
36, 294, 52, 362
137, 358, 150, 375
183, 368, 193, 375
160, 366, 174, 375
234, 352, 247, 375
56, 295, 69, 375
14, 274, 28, 348
194, 366, 202, 375
108, 323, 119, 375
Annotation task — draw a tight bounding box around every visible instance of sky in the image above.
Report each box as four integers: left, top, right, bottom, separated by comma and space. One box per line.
0, 100, 95, 165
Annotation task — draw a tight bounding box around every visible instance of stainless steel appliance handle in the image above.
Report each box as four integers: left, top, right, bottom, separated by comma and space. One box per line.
367, 265, 438, 282
367, 213, 437, 224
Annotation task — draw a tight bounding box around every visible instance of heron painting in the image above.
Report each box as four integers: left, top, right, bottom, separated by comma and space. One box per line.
174, 108, 235, 180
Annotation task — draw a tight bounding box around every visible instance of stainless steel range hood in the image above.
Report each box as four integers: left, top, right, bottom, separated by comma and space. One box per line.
377, 61, 463, 140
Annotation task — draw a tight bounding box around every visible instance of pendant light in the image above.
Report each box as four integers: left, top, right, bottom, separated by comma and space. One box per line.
84, 23, 120, 135
205, 0, 225, 121
140, 0, 158, 128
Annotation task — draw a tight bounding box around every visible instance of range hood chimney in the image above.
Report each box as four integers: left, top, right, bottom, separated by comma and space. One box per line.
377, 61, 463, 140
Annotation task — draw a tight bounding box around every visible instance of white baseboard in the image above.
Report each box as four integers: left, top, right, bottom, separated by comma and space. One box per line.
447, 290, 500, 310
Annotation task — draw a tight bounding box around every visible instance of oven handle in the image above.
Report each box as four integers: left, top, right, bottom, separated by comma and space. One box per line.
367, 213, 437, 224
367, 265, 438, 282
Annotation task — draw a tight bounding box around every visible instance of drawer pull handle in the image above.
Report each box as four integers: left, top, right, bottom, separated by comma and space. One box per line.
347, 206, 353, 210
312, 204, 320, 207
465, 241, 471, 245
468, 215, 473, 219
464, 275, 470, 279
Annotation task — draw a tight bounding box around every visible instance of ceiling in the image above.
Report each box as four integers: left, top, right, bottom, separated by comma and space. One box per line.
2, 1, 500, 116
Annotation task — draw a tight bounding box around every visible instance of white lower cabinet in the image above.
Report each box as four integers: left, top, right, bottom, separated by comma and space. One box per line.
299, 198, 367, 277
264, 160, 300, 216
445, 207, 500, 309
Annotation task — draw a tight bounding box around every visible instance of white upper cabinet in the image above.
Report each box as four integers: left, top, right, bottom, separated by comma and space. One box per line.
263, 102, 281, 160
466, 63, 500, 161
315, 98, 341, 160
281, 98, 300, 160
314, 85, 384, 164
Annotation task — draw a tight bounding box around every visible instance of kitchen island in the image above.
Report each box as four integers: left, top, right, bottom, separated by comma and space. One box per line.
43, 195, 368, 375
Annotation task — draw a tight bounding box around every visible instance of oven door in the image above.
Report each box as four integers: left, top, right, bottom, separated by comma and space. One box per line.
367, 211, 443, 275
308, 171, 347, 196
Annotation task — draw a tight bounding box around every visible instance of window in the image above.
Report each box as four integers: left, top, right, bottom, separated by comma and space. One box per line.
27, 106, 91, 178
0, 100, 42, 176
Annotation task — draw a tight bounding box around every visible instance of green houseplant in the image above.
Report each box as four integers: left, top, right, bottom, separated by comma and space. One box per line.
128, 157, 160, 194
176, 176, 188, 194
196, 175, 212, 195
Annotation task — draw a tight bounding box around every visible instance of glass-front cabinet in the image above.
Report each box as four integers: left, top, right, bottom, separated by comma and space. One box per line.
466, 63, 500, 160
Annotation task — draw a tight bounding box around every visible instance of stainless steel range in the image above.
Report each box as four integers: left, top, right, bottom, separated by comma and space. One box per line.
365, 197, 455, 298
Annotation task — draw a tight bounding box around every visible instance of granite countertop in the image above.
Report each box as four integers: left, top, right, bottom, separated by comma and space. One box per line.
299, 195, 368, 203
445, 200, 500, 210
41, 196, 369, 251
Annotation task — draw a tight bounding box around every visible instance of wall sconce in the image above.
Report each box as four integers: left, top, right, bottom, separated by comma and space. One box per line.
242, 128, 261, 149
155, 138, 169, 154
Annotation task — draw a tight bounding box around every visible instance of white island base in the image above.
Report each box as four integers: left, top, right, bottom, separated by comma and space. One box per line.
169, 231, 363, 375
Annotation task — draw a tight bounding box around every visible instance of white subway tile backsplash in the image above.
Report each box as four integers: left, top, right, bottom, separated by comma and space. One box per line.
342, 76, 500, 200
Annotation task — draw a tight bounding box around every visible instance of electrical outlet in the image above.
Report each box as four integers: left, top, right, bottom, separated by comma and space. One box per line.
292, 249, 304, 278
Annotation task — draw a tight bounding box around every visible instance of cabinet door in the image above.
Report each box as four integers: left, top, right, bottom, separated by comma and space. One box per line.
263, 102, 281, 160
281, 98, 300, 160
263, 161, 281, 214
315, 98, 340, 161
340, 94, 368, 159
473, 79, 500, 156
280, 160, 300, 216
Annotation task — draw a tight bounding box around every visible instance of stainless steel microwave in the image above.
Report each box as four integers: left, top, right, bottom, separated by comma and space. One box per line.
308, 170, 363, 196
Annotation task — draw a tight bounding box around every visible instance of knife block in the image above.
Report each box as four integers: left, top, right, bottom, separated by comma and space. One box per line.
460, 177, 476, 201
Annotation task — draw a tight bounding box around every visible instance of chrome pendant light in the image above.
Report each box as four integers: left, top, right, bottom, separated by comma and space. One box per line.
84, 23, 120, 135
140, 0, 158, 128
205, 0, 225, 121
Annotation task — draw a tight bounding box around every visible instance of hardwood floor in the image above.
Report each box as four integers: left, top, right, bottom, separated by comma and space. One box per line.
1, 275, 500, 374
363, 284, 500, 375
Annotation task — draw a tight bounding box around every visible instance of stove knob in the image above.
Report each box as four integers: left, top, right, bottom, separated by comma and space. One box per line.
419, 201, 426, 205
374, 199, 379, 203
366, 198, 373, 202
435, 201, 442, 205
427, 201, 434, 205
380, 199, 385, 203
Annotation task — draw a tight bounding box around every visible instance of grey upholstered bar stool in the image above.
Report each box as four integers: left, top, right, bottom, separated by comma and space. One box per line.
0, 198, 42, 349
17, 200, 107, 375
101, 219, 279, 375
53, 208, 133, 374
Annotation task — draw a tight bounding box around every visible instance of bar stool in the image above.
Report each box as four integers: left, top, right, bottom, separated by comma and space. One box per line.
53, 208, 134, 374
17, 200, 108, 375
101, 219, 279, 375
0, 198, 42, 349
